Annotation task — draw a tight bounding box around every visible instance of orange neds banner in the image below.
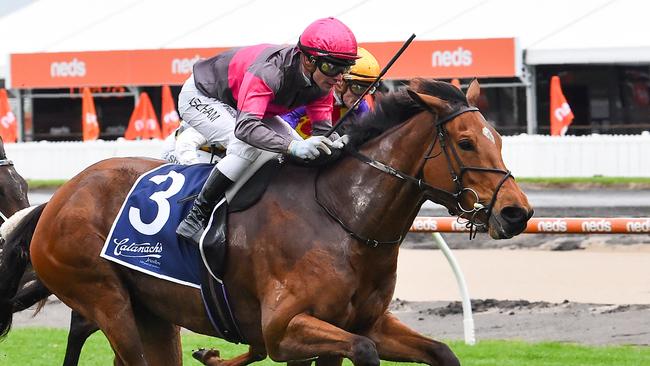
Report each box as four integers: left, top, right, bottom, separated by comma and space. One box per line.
125, 92, 162, 140
9, 38, 519, 89
0, 89, 17, 143
549, 76, 574, 136
10, 47, 229, 89
81, 87, 100, 141
161, 85, 180, 138
361, 38, 520, 80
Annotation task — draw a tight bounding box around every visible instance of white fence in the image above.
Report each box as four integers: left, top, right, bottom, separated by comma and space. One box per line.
4, 134, 650, 180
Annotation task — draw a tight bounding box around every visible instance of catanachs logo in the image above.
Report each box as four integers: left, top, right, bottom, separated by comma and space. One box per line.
50, 58, 86, 78
171, 55, 202, 74
112, 238, 162, 258
432, 47, 473, 68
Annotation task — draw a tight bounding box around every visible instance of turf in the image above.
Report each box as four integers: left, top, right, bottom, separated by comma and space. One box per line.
1, 328, 648, 366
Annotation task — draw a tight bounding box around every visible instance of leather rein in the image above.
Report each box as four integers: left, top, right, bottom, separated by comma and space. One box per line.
315, 106, 513, 247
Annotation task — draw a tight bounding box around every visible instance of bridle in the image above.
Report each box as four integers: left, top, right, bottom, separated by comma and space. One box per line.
0, 154, 15, 222
315, 104, 513, 246
423, 106, 513, 237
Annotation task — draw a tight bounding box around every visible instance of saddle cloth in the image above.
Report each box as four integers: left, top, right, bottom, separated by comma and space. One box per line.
101, 163, 212, 288
101, 154, 279, 343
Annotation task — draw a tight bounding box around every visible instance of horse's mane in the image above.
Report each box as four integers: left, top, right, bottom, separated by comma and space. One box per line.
344, 78, 468, 149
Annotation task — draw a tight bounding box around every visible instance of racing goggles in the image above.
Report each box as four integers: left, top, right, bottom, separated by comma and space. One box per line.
345, 81, 376, 96
316, 58, 352, 77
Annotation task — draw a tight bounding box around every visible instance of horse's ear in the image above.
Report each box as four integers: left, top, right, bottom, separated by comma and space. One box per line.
407, 89, 450, 114
466, 78, 481, 107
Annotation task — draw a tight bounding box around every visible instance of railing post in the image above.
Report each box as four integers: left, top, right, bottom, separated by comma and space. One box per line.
431, 232, 476, 345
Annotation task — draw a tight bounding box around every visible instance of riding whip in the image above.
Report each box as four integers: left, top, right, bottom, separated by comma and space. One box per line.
325, 33, 417, 138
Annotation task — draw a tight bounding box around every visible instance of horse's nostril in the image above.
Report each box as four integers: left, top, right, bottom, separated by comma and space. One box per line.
500, 206, 528, 225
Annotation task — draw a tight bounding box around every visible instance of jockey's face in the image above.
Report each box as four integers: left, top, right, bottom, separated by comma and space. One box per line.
301, 54, 344, 92
336, 80, 358, 109
312, 66, 343, 92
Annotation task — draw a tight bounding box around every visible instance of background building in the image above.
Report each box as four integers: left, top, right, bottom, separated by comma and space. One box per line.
1, 0, 649, 141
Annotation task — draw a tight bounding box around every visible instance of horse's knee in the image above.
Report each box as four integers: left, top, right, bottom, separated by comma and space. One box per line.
351, 336, 379, 366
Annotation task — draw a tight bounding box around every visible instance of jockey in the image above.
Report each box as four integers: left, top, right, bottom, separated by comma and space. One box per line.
282, 47, 381, 137
176, 17, 359, 245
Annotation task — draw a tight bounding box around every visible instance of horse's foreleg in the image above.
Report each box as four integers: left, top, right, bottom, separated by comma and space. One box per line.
62, 310, 99, 366
194, 346, 266, 366
364, 312, 459, 366
265, 313, 380, 366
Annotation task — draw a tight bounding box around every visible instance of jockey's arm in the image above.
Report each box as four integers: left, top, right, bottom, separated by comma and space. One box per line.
175, 127, 208, 165
233, 73, 293, 153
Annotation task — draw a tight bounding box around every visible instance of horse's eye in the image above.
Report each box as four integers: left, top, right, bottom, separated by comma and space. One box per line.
458, 139, 474, 151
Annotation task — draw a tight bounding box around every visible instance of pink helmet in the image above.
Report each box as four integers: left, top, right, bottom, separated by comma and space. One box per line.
298, 17, 359, 63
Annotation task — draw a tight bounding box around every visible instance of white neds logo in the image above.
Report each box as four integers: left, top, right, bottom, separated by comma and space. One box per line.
537, 220, 567, 232
163, 110, 179, 124
554, 103, 572, 122
411, 218, 438, 232
626, 220, 650, 233
1, 111, 15, 128
50, 58, 86, 78
171, 55, 202, 74
432, 47, 473, 67
581, 219, 611, 232
133, 118, 158, 132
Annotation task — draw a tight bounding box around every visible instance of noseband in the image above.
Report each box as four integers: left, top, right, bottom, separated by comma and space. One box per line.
0, 155, 15, 222
316, 105, 513, 246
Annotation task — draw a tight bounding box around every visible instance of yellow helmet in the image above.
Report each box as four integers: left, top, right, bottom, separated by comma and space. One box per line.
345, 47, 381, 83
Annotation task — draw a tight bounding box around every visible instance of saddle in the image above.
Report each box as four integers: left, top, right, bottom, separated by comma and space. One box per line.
196, 151, 280, 343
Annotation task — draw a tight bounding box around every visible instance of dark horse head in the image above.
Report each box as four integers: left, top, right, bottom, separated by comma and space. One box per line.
341, 78, 532, 239
0, 136, 29, 225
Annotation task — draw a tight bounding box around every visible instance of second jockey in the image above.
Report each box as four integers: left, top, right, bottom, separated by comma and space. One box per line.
282, 47, 381, 137
176, 17, 360, 245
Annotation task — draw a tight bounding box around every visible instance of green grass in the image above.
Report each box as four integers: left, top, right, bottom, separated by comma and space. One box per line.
26, 179, 67, 190
1, 328, 648, 366
517, 176, 650, 186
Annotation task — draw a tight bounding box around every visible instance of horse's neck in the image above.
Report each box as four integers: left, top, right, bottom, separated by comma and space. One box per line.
320, 115, 436, 251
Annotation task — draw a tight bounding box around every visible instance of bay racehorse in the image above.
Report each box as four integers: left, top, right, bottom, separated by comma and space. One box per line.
2, 79, 532, 365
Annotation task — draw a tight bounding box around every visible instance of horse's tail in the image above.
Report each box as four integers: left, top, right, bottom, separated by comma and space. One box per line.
0, 203, 46, 339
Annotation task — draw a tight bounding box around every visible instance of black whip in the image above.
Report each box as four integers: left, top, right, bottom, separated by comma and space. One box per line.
325, 33, 416, 137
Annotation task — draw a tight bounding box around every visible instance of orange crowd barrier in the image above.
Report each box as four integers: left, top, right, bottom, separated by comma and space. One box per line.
411, 217, 650, 234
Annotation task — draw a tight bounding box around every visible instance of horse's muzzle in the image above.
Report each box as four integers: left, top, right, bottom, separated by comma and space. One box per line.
488, 206, 533, 239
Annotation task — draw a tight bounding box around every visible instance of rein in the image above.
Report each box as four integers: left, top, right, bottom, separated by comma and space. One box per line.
316, 106, 513, 245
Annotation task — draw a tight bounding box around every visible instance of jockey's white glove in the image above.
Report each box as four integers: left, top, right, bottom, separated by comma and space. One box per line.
288, 136, 336, 160
333, 134, 349, 148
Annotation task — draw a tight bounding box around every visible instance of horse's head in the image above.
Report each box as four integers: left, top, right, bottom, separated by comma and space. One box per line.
407, 79, 532, 239
0, 137, 29, 224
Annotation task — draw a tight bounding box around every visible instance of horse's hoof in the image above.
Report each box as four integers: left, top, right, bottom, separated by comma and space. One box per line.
192, 348, 221, 363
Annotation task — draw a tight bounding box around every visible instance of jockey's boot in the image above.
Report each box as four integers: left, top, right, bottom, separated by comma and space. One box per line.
176, 166, 233, 245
